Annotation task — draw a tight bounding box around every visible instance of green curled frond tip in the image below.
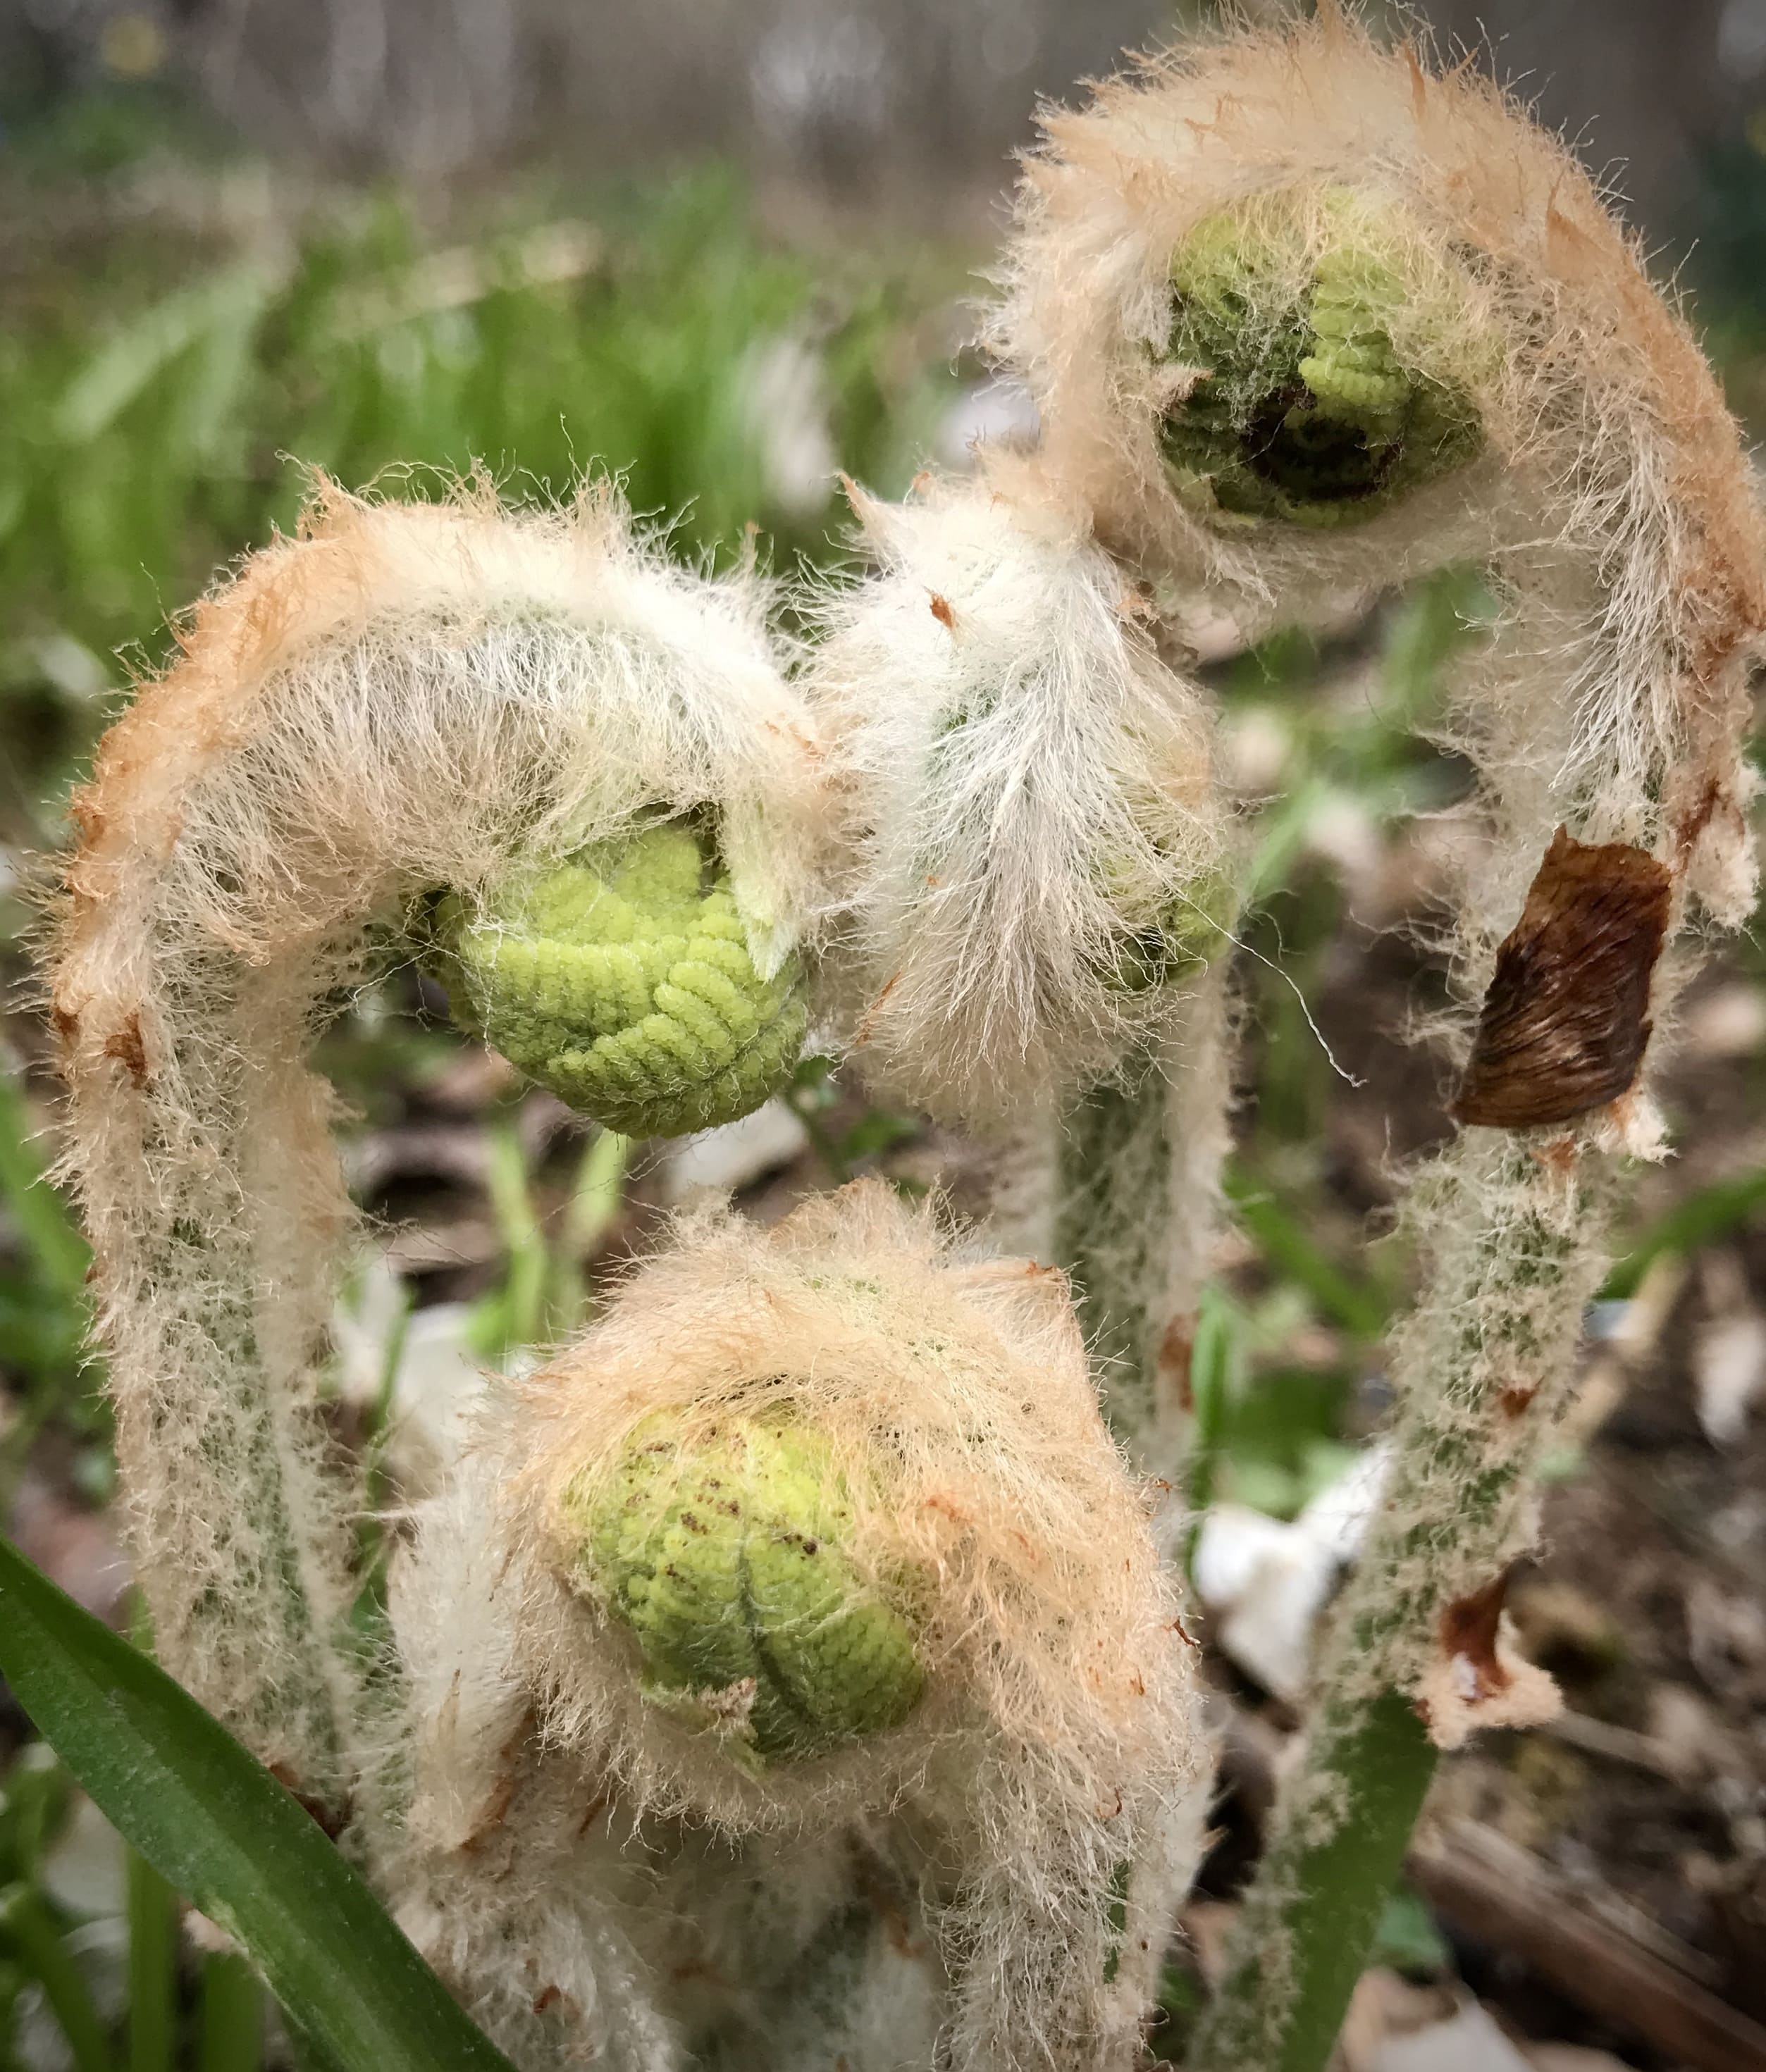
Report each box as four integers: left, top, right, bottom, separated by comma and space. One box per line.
1159, 190, 1483, 530
564, 1412, 926, 1767
434, 819, 808, 1141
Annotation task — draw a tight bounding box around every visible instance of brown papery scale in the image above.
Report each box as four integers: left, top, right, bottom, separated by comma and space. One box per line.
1451, 827, 1672, 1130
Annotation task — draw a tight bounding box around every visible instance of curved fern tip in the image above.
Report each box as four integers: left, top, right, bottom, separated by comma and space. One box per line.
1160, 190, 1483, 531
564, 1409, 925, 1766
437, 819, 809, 1139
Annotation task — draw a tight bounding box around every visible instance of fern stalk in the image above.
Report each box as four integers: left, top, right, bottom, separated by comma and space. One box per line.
1055, 963, 1236, 1496
1187, 1136, 1607, 2069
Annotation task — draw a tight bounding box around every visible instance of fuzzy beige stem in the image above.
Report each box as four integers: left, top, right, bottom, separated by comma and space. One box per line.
1186, 1133, 1606, 2070
92, 976, 364, 1818
1055, 964, 1235, 1491
1326, 1135, 1605, 1731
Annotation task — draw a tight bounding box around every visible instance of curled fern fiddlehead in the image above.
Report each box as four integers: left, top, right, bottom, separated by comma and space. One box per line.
566, 1410, 926, 1766
1160, 190, 1483, 528
437, 819, 809, 1139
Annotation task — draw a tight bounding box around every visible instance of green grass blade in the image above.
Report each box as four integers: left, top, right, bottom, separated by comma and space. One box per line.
564, 1129, 629, 1258
0, 1069, 91, 1301
483, 1125, 548, 1353
1601, 1166, 1766, 1298
198, 1952, 263, 2072
551, 1129, 629, 1328
1186, 1690, 1439, 2072
1225, 1166, 1390, 1338
0, 1881, 115, 2072
0, 1535, 519, 2072
55, 266, 280, 444
126, 1849, 178, 2072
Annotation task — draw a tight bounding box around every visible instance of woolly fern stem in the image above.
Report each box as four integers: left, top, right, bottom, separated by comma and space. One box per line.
1186, 1134, 1607, 2071
1057, 1074, 1174, 1432
1198, 1692, 1437, 2072
1056, 966, 1235, 1492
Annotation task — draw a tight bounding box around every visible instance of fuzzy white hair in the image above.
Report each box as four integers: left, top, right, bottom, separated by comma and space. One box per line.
813, 473, 1230, 1122
385, 1183, 1209, 2071
47, 480, 826, 1811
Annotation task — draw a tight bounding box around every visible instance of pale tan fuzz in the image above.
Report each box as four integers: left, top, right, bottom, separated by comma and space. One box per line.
812, 474, 1230, 1122
46, 480, 825, 1801
385, 1182, 1209, 2072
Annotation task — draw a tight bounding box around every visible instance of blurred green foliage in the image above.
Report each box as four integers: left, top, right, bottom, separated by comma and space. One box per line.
0, 1066, 104, 1503
0, 161, 960, 840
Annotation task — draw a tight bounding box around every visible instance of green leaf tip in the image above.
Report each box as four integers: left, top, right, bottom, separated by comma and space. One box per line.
564, 1411, 927, 1766
1160, 189, 1483, 531
437, 818, 809, 1139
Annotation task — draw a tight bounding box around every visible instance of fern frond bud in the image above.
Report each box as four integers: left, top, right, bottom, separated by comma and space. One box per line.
1159, 188, 1483, 530
811, 476, 1233, 1121
563, 1408, 925, 1766
390, 1183, 1209, 2070
435, 819, 809, 1139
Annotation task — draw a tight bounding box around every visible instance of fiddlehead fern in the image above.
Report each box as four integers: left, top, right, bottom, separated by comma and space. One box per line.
566, 1408, 925, 1766
973, 13, 1766, 2066
436, 819, 808, 1141
389, 1183, 1206, 2072
1160, 189, 1483, 528
822, 13, 1766, 2066
47, 484, 824, 1820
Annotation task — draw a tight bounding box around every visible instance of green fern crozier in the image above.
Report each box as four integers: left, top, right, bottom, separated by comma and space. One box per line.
565, 1411, 926, 1766
435, 819, 808, 1139
1159, 191, 1482, 529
